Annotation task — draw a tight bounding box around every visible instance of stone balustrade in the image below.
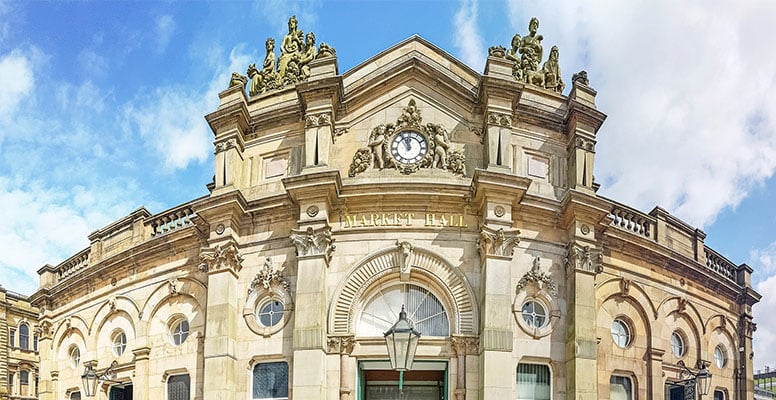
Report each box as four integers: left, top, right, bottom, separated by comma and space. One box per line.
56, 248, 90, 280
607, 202, 656, 240
704, 247, 739, 284
148, 204, 196, 237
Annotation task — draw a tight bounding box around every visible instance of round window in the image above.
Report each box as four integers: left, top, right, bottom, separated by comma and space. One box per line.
256, 300, 284, 327
69, 346, 80, 368
714, 345, 726, 368
670, 331, 685, 357
521, 300, 547, 328
611, 318, 631, 348
169, 318, 190, 346
112, 331, 127, 356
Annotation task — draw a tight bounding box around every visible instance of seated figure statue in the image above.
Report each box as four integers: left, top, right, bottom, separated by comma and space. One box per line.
542, 45, 565, 93
299, 32, 318, 80
519, 17, 543, 67
277, 15, 303, 80
248, 37, 277, 96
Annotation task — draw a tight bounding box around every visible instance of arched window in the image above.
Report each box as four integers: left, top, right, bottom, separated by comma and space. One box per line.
357, 284, 449, 337
19, 323, 29, 350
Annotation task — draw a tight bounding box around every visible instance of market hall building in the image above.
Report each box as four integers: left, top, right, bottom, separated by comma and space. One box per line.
28, 17, 760, 400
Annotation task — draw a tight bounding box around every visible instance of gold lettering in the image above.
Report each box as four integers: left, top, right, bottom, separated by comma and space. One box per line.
393, 213, 400, 226
459, 215, 468, 228
425, 213, 435, 226
449, 214, 458, 227
361, 215, 369, 226
370, 214, 380, 226
406, 213, 415, 225
439, 214, 448, 227
345, 215, 357, 228
382, 213, 392, 226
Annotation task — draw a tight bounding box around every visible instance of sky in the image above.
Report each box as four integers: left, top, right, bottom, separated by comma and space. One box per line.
1, 0, 775, 370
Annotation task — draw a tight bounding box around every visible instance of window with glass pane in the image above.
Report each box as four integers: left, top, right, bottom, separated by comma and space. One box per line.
70, 392, 81, 400
253, 362, 289, 399
256, 300, 284, 327
33, 335, 38, 352
70, 346, 80, 368
357, 284, 449, 337
113, 332, 127, 356
713, 390, 724, 400
20, 371, 29, 385
516, 363, 551, 400
714, 346, 725, 368
168, 374, 190, 400
521, 300, 547, 328
9, 329, 15, 347
8, 373, 13, 394
610, 375, 632, 400
170, 319, 189, 346
19, 324, 29, 350
611, 319, 630, 348
670, 332, 685, 357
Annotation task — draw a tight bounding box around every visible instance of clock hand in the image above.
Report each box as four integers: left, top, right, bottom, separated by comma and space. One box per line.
404, 137, 411, 151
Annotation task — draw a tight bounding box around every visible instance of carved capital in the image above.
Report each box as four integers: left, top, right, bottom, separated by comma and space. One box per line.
198, 241, 244, 274
452, 336, 479, 356
290, 226, 335, 262
563, 244, 603, 275
573, 136, 595, 151
516, 256, 557, 296
487, 111, 512, 127
738, 316, 756, 338
478, 225, 521, 259
326, 335, 356, 355
305, 112, 332, 128
214, 138, 238, 154
248, 257, 291, 297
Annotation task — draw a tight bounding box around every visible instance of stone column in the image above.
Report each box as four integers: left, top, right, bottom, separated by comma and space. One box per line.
199, 241, 244, 400
290, 225, 335, 399
132, 347, 151, 400
647, 348, 665, 399
452, 336, 477, 400
304, 113, 334, 167
485, 111, 513, 170
35, 321, 54, 400
564, 243, 602, 400
339, 336, 355, 400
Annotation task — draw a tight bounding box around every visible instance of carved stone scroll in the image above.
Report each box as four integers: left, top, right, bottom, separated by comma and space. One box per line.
516, 256, 556, 296
290, 226, 335, 262
478, 226, 521, 258
198, 241, 244, 274
563, 244, 603, 275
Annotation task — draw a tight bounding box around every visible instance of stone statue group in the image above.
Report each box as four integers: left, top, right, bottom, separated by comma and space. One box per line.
229, 15, 336, 96
489, 17, 564, 94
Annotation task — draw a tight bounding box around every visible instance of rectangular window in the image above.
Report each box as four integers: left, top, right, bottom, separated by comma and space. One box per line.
516, 363, 551, 400
20, 371, 29, 385
8, 373, 13, 395
610, 375, 632, 400
70, 392, 82, 400
9, 329, 14, 347
714, 390, 725, 400
34, 335, 38, 352
253, 362, 289, 399
168, 374, 190, 400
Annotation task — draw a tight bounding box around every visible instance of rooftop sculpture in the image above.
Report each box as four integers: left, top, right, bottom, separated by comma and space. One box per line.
231, 15, 337, 96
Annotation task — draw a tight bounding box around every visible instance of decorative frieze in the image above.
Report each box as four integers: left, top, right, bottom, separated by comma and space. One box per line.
198, 241, 244, 274
305, 112, 332, 128
290, 226, 335, 261
478, 226, 521, 258
516, 256, 556, 296
563, 244, 603, 275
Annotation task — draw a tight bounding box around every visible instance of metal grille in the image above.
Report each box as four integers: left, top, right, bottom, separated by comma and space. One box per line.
167, 374, 190, 400
252, 362, 289, 399
516, 363, 551, 400
358, 284, 449, 337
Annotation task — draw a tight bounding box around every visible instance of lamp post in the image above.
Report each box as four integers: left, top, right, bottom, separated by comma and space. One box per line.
81, 361, 120, 397
384, 305, 421, 397
676, 360, 713, 399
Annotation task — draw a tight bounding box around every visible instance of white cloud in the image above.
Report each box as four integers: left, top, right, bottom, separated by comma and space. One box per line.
0, 178, 141, 295
255, 0, 321, 38
453, 0, 486, 73
751, 241, 776, 279
77, 49, 108, 79
755, 274, 776, 370
122, 47, 254, 171
504, 1, 776, 228
0, 50, 34, 118
154, 15, 176, 53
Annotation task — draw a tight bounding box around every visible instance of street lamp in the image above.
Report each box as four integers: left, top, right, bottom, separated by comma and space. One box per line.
677, 360, 713, 398
384, 305, 421, 394
81, 361, 120, 397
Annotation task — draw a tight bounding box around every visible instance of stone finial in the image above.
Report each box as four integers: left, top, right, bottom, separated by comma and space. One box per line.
228, 71, 248, 90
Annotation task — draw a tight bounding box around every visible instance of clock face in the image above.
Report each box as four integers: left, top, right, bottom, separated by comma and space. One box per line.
391, 131, 428, 164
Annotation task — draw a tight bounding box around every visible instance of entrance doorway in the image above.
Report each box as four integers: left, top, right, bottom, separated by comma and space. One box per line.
359, 361, 447, 400
109, 384, 133, 400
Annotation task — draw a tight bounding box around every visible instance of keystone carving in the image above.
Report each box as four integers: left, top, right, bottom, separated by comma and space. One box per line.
248, 257, 291, 297
563, 244, 603, 275
478, 226, 521, 258
516, 256, 557, 296
290, 226, 335, 261
198, 241, 244, 274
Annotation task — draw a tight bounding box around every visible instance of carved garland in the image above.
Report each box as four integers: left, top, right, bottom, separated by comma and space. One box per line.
516, 256, 557, 296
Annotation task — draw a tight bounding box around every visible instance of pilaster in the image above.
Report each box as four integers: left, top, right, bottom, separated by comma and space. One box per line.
479, 72, 522, 171
131, 347, 151, 400
199, 240, 244, 400
205, 85, 250, 193
564, 81, 606, 193
296, 58, 342, 171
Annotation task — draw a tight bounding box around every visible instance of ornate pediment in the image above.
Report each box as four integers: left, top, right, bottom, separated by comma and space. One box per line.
348, 99, 466, 176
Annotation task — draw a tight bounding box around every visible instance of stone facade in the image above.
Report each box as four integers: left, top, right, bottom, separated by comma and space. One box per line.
1, 286, 40, 399
28, 30, 760, 400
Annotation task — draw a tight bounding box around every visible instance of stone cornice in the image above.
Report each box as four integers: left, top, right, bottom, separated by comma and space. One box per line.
471, 168, 532, 210
282, 169, 342, 206
204, 99, 251, 138
559, 189, 612, 229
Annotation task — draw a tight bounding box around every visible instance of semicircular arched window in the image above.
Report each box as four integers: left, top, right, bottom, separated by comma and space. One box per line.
357, 283, 449, 337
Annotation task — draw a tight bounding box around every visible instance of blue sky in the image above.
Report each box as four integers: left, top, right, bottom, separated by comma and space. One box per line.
2, 0, 776, 369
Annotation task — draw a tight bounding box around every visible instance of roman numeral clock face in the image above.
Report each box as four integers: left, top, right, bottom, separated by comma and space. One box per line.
390, 131, 428, 164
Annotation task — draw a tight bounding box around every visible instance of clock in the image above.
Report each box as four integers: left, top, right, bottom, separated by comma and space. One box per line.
390, 131, 428, 164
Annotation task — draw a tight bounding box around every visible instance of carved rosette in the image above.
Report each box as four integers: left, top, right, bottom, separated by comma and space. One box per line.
248, 257, 291, 297
516, 257, 556, 296
290, 226, 336, 262
574, 137, 595, 151
478, 226, 521, 259
198, 241, 244, 274
563, 244, 603, 275
487, 111, 512, 127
